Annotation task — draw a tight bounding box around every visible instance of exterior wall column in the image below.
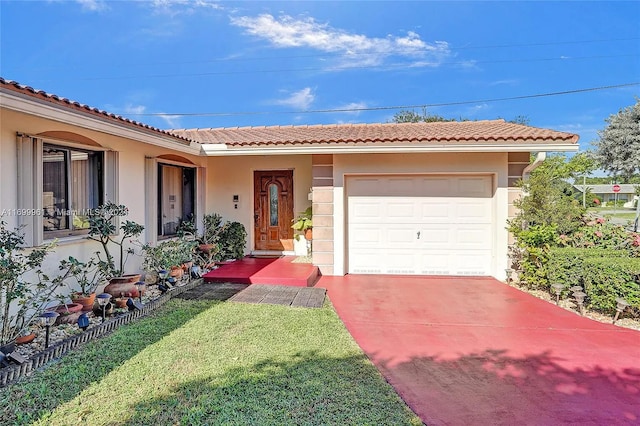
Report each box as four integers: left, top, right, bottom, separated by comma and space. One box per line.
311, 154, 335, 276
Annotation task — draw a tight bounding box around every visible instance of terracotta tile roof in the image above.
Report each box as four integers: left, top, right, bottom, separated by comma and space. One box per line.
0, 77, 193, 145
170, 121, 579, 147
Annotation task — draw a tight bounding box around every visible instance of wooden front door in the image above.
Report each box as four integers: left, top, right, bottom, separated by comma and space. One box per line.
254, 170, 294, 251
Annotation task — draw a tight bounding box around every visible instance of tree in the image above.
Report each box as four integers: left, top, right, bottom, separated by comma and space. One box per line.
509, 154, 586, 236
392, 108, 455, 123
593, 99, 640, 181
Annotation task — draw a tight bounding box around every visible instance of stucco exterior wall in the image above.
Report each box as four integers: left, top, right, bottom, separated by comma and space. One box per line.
1, 108, 205, 281
332, 152, 510, 279
205, 155, 313, 254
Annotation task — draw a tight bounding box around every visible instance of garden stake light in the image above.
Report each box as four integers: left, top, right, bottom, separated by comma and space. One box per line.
613, 297, 629, 324
505, 268, 513, 284
77, 313, 89, 331
134, 281, 146, 303
97, 293, 111, 323
158, 269, 169, 286
39, 311, 59, 348
551, 283, 565, 305
570, 285, 583, 295
573, 291, 587, 316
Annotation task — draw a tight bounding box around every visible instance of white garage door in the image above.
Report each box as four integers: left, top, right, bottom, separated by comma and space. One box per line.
347, 175, 494, 275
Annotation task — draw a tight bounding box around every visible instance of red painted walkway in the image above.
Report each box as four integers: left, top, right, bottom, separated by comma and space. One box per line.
318, 275, 640, 425
203, 256, 319, 287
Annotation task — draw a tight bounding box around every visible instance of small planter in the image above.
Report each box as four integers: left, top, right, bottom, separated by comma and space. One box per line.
198, 244, 216, 254
71, 292, 97, 312
47, 303, 83, 315
15, 332, 36, 345
170, 266, 184, 279
47, 303, 83, 325
304, 228, 313, 240
104, 275, 141, 298
114, 298, 128, 309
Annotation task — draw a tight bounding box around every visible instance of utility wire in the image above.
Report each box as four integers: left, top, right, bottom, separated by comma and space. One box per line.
69, 53, 638, 81
128, 82, 640, 118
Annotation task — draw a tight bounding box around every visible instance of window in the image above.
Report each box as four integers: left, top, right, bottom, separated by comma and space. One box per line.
42, 144, 103, 236
17, 134, 117, 246
157, 163, 195, 237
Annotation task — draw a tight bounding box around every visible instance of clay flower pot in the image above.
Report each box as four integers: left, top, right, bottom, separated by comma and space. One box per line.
169, 266, 184, 279
104, 274, 141, 298
114, 298, 129, 309
16, 332, 36, 345
71, 292, 97, 312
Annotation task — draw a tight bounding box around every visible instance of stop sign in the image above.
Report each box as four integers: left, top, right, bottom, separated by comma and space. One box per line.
613, 184, 621, 193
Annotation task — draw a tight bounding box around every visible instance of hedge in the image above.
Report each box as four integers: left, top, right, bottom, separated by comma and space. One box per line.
547, 248, 628, 292
581, 257, 640, 314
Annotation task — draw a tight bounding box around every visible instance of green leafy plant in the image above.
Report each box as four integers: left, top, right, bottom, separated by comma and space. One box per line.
87, 202, 144, 277
142, 239, 197, 271
291, 207, 312, 239
0, 220, 65, 345
220, 221, 247, 260
201, 213, 223, 246
581, 257, 640, 314
57, 255, 108, 296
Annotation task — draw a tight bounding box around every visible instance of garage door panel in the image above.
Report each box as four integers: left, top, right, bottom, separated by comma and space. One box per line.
452, 227, 492, 248
347, 175, 493, 276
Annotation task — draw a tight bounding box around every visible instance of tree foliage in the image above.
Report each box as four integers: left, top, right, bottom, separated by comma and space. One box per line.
392, 108, 455, 123
509, 154, 586, 236
593, 99, 640, 180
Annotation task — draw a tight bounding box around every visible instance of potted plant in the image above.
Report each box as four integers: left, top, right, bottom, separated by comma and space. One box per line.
0, 220, 64, 351
291, 207, 313, 240
199, 213, 223, 254
87, 202, 144, 297
143, 239, 197, 277
58, 255, 107, 311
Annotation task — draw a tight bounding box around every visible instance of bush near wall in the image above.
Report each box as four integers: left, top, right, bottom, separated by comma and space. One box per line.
547, 247, 629, 293
581, 257, 640, 315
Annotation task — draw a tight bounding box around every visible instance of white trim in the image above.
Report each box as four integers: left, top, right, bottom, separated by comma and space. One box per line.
201, 144, 578, 156
1, 91, 202, 155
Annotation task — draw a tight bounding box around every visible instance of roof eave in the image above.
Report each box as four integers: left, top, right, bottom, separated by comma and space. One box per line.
201, 142, 579, 156
1, 89, 202, 155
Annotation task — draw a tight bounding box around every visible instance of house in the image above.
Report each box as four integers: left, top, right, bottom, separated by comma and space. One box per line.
573, 183, 638, 207
0, 78, 579, 280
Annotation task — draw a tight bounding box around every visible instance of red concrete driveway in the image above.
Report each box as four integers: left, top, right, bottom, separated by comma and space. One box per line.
318, 275, 640, 425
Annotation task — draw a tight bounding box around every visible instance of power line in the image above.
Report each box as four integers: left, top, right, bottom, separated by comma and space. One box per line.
128, 82, 640, 118
69, 54, 638, 81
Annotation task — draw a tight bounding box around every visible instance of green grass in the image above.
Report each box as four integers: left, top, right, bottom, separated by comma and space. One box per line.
588, 207, 638, 221
1, 299, 422, 426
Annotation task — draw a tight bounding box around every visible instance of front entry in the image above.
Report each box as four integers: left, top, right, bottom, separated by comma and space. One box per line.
254, 170, 294, 251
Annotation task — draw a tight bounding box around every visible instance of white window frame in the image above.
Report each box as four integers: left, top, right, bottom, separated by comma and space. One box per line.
144, 157, 205, 246
16, 133, 118, 246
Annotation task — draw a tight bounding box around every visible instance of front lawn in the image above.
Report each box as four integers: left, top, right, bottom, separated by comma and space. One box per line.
1, 298, 421, 425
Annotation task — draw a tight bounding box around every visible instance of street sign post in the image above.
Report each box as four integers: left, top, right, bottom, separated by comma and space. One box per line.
613, 184, 620, 218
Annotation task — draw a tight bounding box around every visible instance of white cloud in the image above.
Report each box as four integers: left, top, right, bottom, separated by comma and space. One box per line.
54, 0, 108, 12
151, 0, 222, 16
273, 87, 315, 110
230, 14, 451, 68
123, 104, 146, 116
158, 113, 182, 128
489, 79, 519, 86
334, 101, 369, 115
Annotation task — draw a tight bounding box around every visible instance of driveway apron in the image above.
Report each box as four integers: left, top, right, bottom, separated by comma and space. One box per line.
318, 275, 640, 425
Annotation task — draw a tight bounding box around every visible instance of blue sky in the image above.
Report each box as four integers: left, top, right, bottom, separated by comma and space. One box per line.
1, 0, 638, 151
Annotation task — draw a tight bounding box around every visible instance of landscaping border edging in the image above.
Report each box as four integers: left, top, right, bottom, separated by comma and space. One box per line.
0, 278, 205, 388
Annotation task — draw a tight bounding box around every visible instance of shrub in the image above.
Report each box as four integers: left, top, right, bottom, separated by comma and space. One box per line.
581, 257, 640, 314
219, 222, 247, 260
514, 224, 559, 289
547, 248, 629, 296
